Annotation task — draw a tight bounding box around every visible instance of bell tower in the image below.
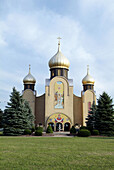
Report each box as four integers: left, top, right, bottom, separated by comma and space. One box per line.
81, 65, 96, 126
22, 65, 36, 116
45, 38, 74, 131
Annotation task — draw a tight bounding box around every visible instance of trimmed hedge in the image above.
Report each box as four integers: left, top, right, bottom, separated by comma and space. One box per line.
87, 126, 93, 133
46, 125, 53, 133
35, 126, 43, 136
36, 126, 43, 131
35, 130, 42, 136
24, 129, 32, 135
31, 126, 35, 132
78, 129, 91, 137
92, 130, 99, 136
80, 126, 87, 130
70, 126, 76, 134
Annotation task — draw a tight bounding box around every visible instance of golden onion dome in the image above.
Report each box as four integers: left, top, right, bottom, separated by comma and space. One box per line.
49, 38, 70, 69
23, 65, 36, 84
82, 65, 95, 85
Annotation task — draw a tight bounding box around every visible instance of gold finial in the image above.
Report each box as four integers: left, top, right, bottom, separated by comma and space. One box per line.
29, 64, 31, 74
57, 37, 61, 52
87, 65, 89, 75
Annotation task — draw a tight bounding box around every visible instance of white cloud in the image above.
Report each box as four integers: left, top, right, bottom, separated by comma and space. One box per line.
0, 0, 114, 110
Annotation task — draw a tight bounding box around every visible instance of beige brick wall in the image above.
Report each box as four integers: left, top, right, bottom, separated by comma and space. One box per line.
23, 89, 35, 116
73, 95, 83, 126
22, 83, 96, 129
35, 94, 45, 126
81, 90, 96, 126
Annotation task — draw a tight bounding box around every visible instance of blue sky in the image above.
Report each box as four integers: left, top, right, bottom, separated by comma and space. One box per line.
0, 0, 114, 109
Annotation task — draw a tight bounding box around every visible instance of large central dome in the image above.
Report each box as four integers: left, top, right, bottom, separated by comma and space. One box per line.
49, 40, 70, 69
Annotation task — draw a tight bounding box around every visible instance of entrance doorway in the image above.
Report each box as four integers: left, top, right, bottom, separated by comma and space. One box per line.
64, 122, 70, 131
48, 122, 54, 131
56, 123, 63, 131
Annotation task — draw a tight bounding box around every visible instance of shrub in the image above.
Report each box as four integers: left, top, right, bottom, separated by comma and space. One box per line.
92, 130, 99, 136
70, 126, 76, 134
24, 129, 32, 135
31, 126, 35, 132
78, 129, 91, 137
35, 129, 42, 136
46, 125, 53, 133
80, 126, 87, 130
87, 126, 93, 133
36, 126, 43, 132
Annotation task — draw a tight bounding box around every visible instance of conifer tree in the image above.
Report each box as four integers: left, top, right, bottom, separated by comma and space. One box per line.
0, 109, 3, 128
86, 101, 97, 132
95, 92, 114, 136
3, 87, 34, 136
23, 101, 34, 129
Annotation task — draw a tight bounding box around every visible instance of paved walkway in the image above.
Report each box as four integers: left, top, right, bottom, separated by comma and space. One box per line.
42, 131, 75, 137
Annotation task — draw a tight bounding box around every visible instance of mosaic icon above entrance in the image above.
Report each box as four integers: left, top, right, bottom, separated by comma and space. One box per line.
47, 113, 71, 131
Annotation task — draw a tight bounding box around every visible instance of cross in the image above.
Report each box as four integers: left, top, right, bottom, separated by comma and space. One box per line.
57, 37, 61, 51
87, 65, 89, 74
57, 37, 61, 45
29, 64, 31, 73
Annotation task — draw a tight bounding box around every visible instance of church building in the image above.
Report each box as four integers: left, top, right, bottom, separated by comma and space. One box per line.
22, 39, 96, 131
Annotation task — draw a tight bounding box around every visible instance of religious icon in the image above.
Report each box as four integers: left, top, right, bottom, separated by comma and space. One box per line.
54, 81, 64, 108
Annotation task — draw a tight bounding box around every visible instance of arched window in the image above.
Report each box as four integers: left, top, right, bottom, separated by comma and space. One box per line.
58, 69, 61, 76
64, 122, 70, 131
88, 102, 91, 112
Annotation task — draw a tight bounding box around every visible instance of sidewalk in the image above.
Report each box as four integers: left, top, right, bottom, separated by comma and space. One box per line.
42, 131, 75, 137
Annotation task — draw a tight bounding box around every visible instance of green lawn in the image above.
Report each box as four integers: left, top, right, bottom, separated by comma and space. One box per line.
0, 137, 114, 170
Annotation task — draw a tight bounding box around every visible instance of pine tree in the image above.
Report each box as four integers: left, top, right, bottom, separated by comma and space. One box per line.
23, 101, 34, 129
0, 109, 3, 128
2, 87, 34, 136
86, 101, 97, 132
95, 92, 114, 136
46, 125, 53, 133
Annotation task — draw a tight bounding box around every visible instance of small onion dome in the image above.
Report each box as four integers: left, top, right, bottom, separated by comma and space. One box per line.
49, 38, 70, 69
82, 65, 95, 85
23, 65, 36, 84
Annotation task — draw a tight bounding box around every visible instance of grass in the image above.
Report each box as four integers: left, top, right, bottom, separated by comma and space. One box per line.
0, 137, 114, 170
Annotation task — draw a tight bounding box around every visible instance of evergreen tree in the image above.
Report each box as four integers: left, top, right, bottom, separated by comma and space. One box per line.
46, 125, 53, 133
86, 101, 97, 132
0, 109, 3, 128
2, 87, 34, 136
95, 92, 114, 136
23, 101, 34, 129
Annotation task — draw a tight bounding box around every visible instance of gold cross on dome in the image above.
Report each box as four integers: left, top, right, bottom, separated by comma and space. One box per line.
57, 37, 61, 45
87, 65, 89, 74
57, 37, 62, 51
29, 64, 31, 73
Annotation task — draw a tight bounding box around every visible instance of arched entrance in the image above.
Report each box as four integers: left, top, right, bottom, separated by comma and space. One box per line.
64, 122, 70, 131
56, 123, 63, 131
47, 113, 71, 132
48, 122, 54, 131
